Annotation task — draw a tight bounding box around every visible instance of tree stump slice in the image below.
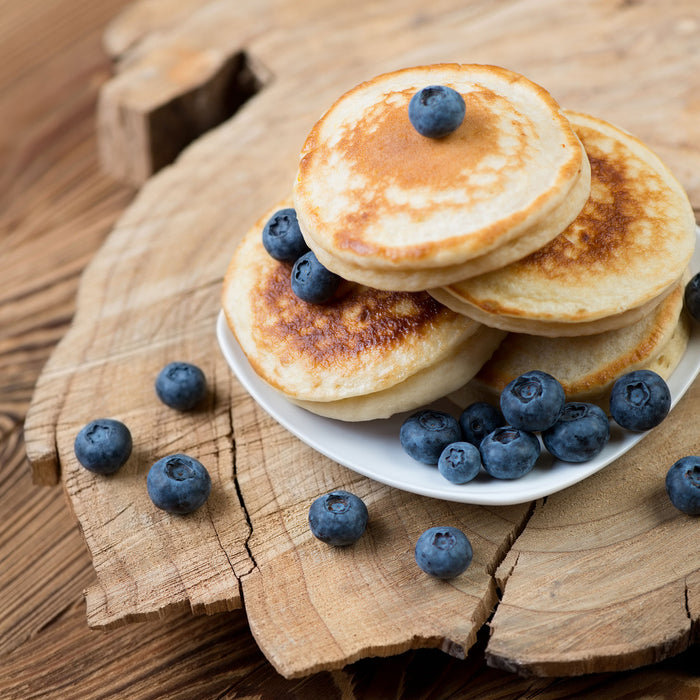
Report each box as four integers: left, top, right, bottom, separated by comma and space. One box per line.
488, 390, 700, 675
24, 0, 700, 679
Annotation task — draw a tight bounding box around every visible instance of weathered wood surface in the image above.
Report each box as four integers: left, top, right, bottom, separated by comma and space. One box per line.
6, 0, 700, 695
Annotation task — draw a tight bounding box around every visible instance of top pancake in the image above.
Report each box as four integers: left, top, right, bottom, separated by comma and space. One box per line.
222, 202, 495, 407
433, 111, 697, 336
294, 64, 587, 275
308, 152, 590, 291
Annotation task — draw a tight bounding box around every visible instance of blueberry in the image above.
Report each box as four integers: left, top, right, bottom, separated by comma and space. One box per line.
684, 272, 700, 321
500, 370, 565, 432
542, 402, 610, 463
155, 361, 207, 411
262, 207, 309, 263
74, 419, 132, 474
414, 526, 473, 579
438, 442, 481, 484
291, 250, 341, 304
400, 410, 462, 464
480, 426, 540, 479
147, 453, 211, 514
459, 401, 505, 446
609, 369, 671, 432
408, 85, 466, 138
665, 457, 700, 515
308, 490, 368, 546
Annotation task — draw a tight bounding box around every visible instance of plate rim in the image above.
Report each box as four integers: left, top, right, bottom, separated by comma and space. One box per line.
217, 229, 700, 505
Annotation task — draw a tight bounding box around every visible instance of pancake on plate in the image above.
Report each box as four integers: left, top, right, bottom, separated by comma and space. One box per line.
222, 202, 505, 421
471, 279, 690, 404
431, 111, 696, 336
293, 63, 590, 290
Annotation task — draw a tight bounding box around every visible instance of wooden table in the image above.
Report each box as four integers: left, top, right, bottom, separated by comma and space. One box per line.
2, 1, 700, 697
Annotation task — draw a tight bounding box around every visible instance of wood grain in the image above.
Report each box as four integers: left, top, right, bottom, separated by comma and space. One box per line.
488, 390, 700, 675
97, 0, 270, 185
234, 378, 531, 676
6, 0, 700, 694
0, 0, 134, 660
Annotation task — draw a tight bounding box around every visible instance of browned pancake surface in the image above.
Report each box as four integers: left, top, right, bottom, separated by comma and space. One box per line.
223, 205, 485, 403
443, 111, 696, 326
523, 127, 660, 282
253, 262, 452, 371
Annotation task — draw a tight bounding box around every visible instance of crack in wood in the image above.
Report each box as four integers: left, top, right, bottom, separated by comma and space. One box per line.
228, 395, 257, 580
473, 500, 538, 660
486, 499, 538, 580
684, 577, 699, 644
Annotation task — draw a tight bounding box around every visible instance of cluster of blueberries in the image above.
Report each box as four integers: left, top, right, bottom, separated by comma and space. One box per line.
401, 368, 666, 478
398, 362, 700, 517
73, 361, 211, 515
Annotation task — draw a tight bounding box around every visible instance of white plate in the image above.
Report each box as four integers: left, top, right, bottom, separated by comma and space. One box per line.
217, 233, 700, 506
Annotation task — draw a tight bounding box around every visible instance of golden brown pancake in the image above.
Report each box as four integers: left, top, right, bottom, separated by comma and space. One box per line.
293, 64, 588, 289
309, 156, 591, 290
472, 280, 689, 403
432, 111, 696, 336
222, 201, 505, 420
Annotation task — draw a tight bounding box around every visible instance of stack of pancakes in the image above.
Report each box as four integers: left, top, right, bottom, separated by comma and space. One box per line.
222, 64, 695, 420
223, 202, 506, 420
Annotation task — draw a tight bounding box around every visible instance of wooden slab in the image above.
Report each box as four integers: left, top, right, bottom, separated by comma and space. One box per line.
24, 0, 700, 679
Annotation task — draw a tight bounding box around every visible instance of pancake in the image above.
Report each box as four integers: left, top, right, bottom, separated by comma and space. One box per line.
291, 324, 504, 420
293, 64, 588, 288
433, 111, 696, 336
222, 202, 505, 421
472, 279, 689, 404
310, 153, 590, 290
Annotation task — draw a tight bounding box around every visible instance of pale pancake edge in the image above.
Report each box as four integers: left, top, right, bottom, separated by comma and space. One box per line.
473, 280, 688, 402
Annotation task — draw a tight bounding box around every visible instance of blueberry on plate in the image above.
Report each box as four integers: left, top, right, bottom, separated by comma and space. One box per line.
147, 454, 211, 514
308, 491, 368, 546
74, 418, 132, 474
665, 456, 700, 515
609, 369, 671, 432
438, 442, 481, 484
500, 370, 565, 432
415, 526, 473, 579
262, 207, 309, 263
155, 361, 207, 411
408, 85, 466, 138
684, 272, 700, 321
400, 409, 462, 464
459, 401, 505, 446
542, 402, 610, 463
480, 426, 540, 480
291, 250, 341, 304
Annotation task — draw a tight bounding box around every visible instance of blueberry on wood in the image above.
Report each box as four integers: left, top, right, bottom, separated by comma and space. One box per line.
74, 419, 132, 474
